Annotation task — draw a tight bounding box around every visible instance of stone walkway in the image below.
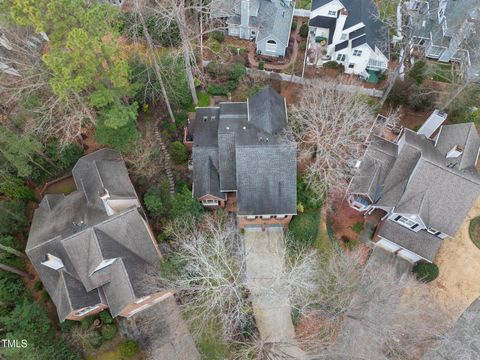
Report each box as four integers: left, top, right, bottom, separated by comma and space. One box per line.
244, 227, 306, 359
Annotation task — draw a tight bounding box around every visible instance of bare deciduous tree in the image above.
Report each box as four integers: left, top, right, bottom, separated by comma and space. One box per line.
288, 80, 377, 198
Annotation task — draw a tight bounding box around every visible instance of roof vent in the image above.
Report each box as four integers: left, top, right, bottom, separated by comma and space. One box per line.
226, 126, 230, 130
41, 253, 64, 270
242, 126, 247, 130
203, 116, 208, 122
446, 144, 463, 159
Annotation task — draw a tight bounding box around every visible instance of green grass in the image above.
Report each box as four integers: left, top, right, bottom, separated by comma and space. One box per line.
197, 91, 211, 107
295, 0, 311, 9
469, 216, 480, 249
352, 222, 364, 234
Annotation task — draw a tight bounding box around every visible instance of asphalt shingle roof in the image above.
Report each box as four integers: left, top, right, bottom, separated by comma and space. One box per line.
192, 87, 297, 215
26, 149, 160, 321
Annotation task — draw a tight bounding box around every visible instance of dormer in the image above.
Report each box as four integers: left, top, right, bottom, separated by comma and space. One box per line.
41, 253, 64, 270
446, 145, 463, 159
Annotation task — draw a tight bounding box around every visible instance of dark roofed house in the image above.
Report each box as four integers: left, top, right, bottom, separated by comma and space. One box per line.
347, 111, 480, 263
188, 87, 297, 229
307, 0, 389, 80
26, 149, 168, 322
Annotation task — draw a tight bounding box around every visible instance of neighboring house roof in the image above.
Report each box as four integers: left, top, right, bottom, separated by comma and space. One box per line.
256, 0, 294, 47
192, 87, 297, 215
351, 123, 480, 237
310, 0, 389, 53
26, 149, 160, 321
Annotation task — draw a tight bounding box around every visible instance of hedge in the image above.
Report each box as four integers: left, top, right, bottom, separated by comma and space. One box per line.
119, 339, 140, 358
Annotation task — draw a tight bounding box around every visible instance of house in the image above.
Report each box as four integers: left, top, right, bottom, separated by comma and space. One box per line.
409, 0, 480, 78
185, 87, 297, 228
216, 0, 294, 57
348, 112, 480, 263
26, 149, 166, 322
308, 0, 389, 80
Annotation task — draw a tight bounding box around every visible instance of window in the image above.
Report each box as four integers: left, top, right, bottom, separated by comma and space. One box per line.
348, 63, 355, 68
427, 227, 442, 236
276, 215, 286, 219
246, 215, 256, 220
266, 39, 277, 52
202, 199, 218, 206
336, 54, 346, 62
75, 305, 99, 317
261, 215, 271, 220
394, 215, 418, 229
353, 49, 362, 56
328, 10, 337, 16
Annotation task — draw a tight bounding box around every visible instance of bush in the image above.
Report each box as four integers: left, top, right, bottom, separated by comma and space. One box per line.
207, 80, 238, 96
101, 323, 117, 340
206, 61, 225, 78
89, 330, 104, 348
119, 339, 140, 358
45, 141, 84, 172
352, 222, 364, 234
0, 175, 35, 201
387, 79, 412, 107
80, 315, 96, 329
323, 60, 340, 69
297, 177, 323, 210
288, 210, 319, 247
175, 111, 189, 127
210, 31, 225, 43
95, 118, 140, 153
291, 308, 301, 326
99, 310, 113, 324
144, 181, 171, 218
169, 141, 188, 164
412, 262, 439, 283
291, 20, 297, 31
408, 60, 427, 85
34, 281, 43, 292
299, 23, 309, 38
171, 185, 204, 220
0, 200, 28, 235
469, 216, 480, 249
229, 62, 246, 81
42, 291, 50, 302
60, 320, 78, 333
258, 60, 265, 70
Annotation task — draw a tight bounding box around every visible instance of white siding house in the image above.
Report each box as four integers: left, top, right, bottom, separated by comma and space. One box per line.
307, 0, 389, 79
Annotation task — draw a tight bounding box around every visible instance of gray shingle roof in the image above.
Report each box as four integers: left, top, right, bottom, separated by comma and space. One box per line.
256, 0, 294, 47
192, 87, 297, 215
26, 149, 160, 321
355, 125, 480, 236
378, 221, 443, 262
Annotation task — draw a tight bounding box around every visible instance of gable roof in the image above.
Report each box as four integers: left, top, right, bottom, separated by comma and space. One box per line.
256, 0, 294, 47
353, 124, 480, 236
192, 87, 297, 215
26, 149, 160, 321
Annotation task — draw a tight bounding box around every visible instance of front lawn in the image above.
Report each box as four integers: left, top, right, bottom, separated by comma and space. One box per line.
289, 210, 319, 248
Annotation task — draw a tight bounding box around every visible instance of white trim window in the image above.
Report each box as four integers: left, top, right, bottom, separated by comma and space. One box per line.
276, 215, 286, 219
246, 215, 256, 220
427, 227, 443, 237
261, 215, 271, 220
353, 49, 362, 57
394, 215, 419, 229
328, 10, 337, 16
266, 39, 277, 53
202, 199, 219, 206
75, 305, 100, 317
336, 54, 346, 62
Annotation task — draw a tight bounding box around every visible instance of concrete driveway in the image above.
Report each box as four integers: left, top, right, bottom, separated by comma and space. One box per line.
244, 226, 306, 358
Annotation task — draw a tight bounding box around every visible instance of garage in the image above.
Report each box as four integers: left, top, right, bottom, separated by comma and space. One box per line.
397, 248, 425, 263
376, 238, 402, 253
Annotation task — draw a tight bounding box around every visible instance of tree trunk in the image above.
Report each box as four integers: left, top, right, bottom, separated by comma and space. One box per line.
0, 245, 27, 259
134, 0, 176, 123
183, 45, 199, 105
0, 263, 32, 278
